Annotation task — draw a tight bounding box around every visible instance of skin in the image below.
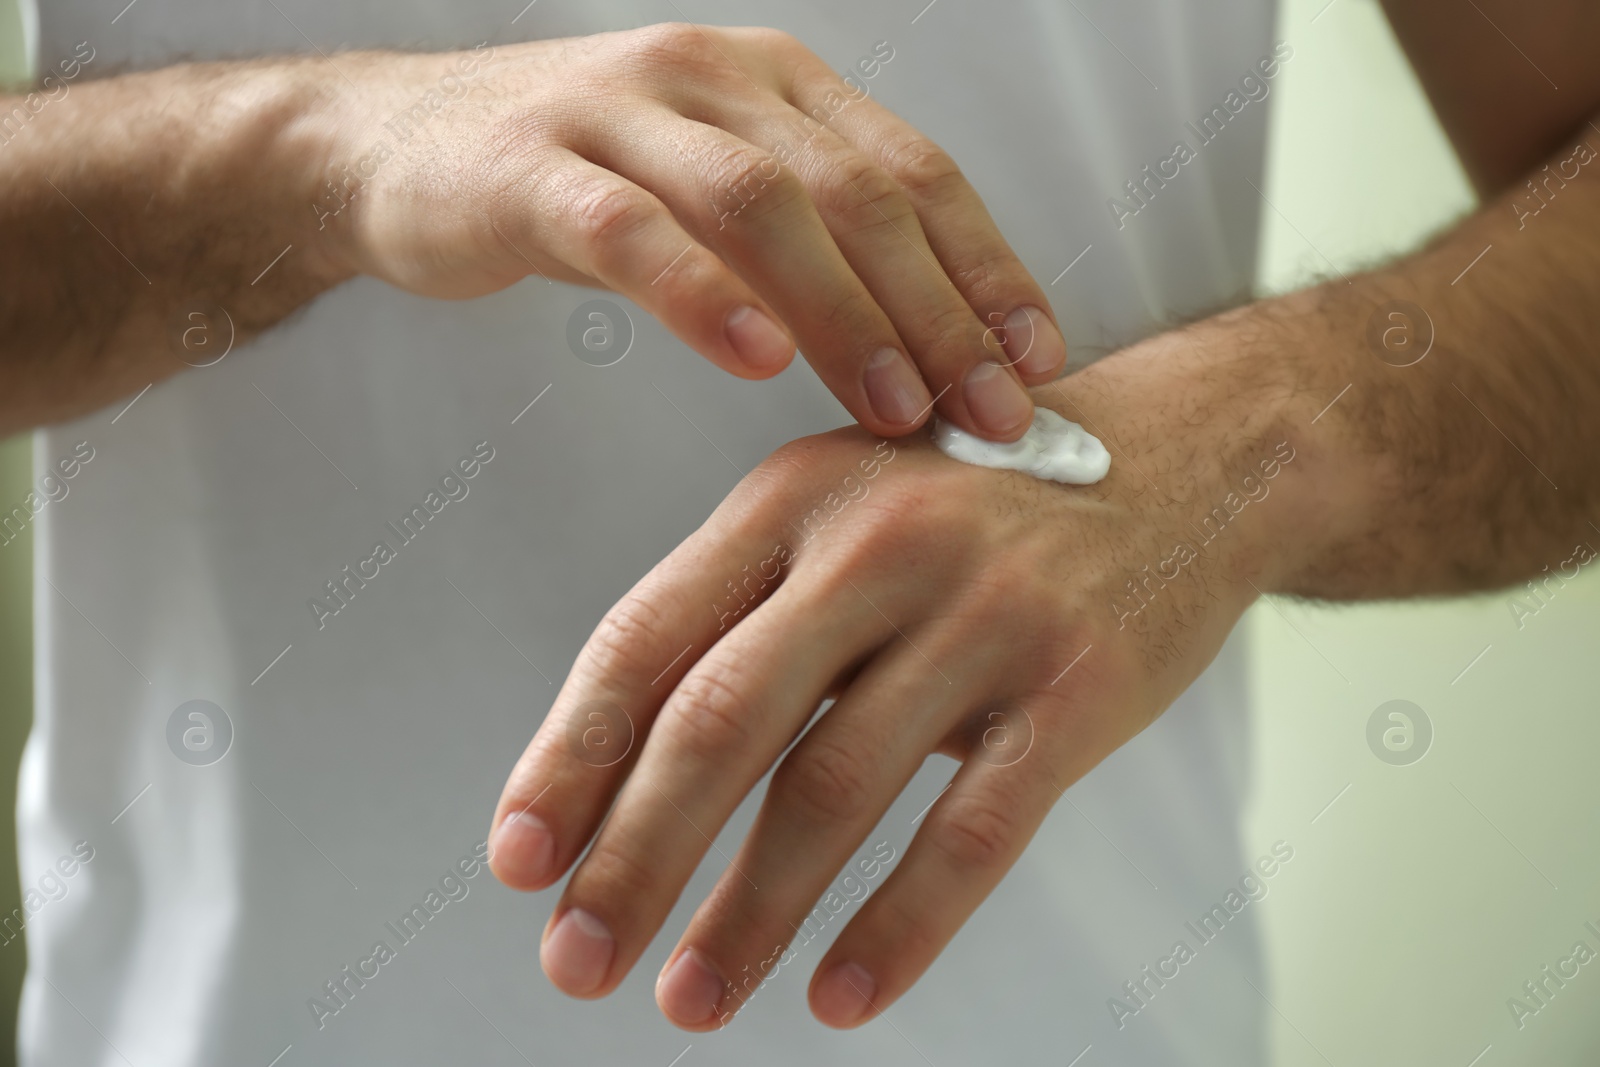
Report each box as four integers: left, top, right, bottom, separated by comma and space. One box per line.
4, 0, 1599, 1041
483, 0, 1600, 1033
0, 25, 1063, 440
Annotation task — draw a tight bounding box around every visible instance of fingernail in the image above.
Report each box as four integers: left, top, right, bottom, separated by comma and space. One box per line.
962, 360, 1034, 438
725, 306, 794, 373
657, 947, 725, 1026
543, 908, 615, 996
863, 347, 932, 427
813, 961, 876, 1028
491, 811, 555, 886
1005, 306, 1066, 379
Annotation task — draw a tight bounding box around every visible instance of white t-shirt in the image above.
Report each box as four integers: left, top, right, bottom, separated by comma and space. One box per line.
22, 2, 1279, 1064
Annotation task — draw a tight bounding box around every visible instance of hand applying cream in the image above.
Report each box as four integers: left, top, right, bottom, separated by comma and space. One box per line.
932, 407, 1111, 485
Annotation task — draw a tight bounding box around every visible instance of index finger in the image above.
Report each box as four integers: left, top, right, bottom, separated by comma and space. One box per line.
800, 85, 1071, 387
485, 474, 802, 893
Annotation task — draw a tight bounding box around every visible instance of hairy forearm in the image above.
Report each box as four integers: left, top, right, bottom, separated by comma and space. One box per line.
0, 58, 351, 433
1174, 112, 1600, 600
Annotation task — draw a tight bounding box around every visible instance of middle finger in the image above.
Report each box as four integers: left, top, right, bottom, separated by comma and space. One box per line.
734, 105, 1037, 441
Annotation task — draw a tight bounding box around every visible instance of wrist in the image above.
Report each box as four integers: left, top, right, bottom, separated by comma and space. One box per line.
302, 43, 510, 294
1040, 295, 1376, 602
261, 59, 367, 287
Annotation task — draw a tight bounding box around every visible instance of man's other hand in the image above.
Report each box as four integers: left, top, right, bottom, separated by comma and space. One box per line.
324, 26, 1065, 440
485, 322, 1326, 1028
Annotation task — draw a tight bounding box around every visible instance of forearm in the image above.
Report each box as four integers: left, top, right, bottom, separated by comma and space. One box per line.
0, 57, 350, 433
1295, 115, 1600, 597
1087, 112, 1600, 602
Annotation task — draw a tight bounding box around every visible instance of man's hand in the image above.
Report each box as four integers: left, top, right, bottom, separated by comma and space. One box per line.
485, 326, 1317, 1028
0, 26, 1064, 439
332, 28, 1060, 439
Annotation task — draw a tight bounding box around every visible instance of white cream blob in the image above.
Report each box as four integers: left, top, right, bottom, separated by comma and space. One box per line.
932, 407, 1111, 485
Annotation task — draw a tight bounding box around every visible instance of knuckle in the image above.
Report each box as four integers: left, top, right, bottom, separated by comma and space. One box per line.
662, 666, 756, 760
740, 436, 828, 506
816, 154, 911, 227
805, 483, 924, 569
828, 527, 900, 577
569, 179, 659, 253
927, 794, 1020, 870
584, 594, 672, 682
644, 245, 718, 302
771, 735, 876, 826
478, 121, 566, 191
705, 145, 779, 200
702, 145, 804, 226
729, 26, 822, 81
742, 25, 805, 55
811, 286, 877, 340
764, 435, 828, 475
952, 249, 1023, 307
615, 23, 748, 93
572, 834, 657, 906
927, 301, 985, 348
732, 435, 844, 518
884, 136, 965, 198
626, 22, 715, 67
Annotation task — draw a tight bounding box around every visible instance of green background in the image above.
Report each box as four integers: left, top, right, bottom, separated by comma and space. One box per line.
1248, 2, 1600, 1065
1, 0, 1596, 1063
